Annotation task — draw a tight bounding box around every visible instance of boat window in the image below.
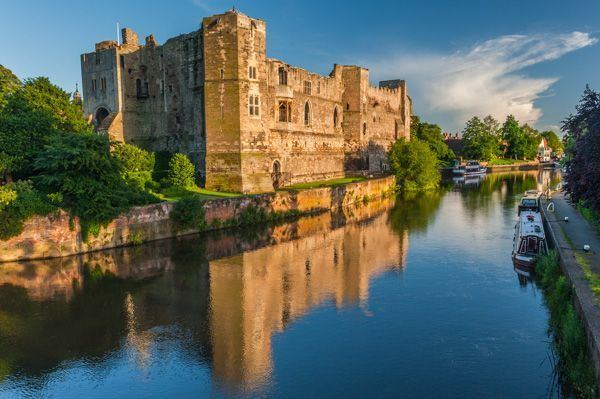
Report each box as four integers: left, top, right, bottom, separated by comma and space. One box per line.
522, 199, 537, 207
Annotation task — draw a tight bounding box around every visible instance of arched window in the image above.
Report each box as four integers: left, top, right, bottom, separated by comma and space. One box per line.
278, 101, 291, 122
304, 101, 311, 126
333, 107, 339, 128
136, 79, 148, 98
95, 107, 109, 127
363, 122, 367, 135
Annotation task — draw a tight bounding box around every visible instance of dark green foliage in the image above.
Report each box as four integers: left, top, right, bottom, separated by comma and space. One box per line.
501, 116, 539, 160
167, 153, 195, 188
0, 181, 56, 239
536, 251, 596, 398
0, 65, 20, 108
388, 138, 440, 191
171, 196, 207, 231
33, 132, 156, 239
111, 143, 155, 191
562, 86, 600, 215
461, 116, 502, 161
411, 116, 455, 163
237, 205, 269, 225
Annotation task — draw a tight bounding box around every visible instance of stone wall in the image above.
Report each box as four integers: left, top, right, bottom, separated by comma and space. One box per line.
0, 176, 395, 263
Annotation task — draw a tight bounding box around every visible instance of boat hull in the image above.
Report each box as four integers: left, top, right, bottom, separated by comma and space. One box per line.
512, 253, 536, 268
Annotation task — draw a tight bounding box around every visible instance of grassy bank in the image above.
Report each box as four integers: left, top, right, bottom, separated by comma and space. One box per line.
536, 251, 597, 398
487, 158, 530, 166
155, 186, 240, 202
282, 176, 366, 190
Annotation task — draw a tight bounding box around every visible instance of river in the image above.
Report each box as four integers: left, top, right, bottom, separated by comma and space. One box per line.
0, 170, 564, 398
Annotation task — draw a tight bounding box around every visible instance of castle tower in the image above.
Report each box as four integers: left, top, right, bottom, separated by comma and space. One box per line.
203, 9, 271, 193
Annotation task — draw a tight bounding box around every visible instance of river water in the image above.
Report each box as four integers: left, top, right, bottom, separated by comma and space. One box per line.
0, 171, 564, 398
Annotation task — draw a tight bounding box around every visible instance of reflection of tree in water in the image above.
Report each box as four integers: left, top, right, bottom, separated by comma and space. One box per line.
389, 189, 447, 236
458, 172, 538, 217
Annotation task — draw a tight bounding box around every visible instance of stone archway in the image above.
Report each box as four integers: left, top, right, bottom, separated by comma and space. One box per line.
95, 107, 110, 127
272, 160, 282, 189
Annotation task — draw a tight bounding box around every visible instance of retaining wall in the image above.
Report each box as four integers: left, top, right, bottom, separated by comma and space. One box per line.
0, 176, 395, 262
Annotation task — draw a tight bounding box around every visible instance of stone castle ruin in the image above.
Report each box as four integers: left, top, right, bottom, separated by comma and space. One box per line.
81, 9, 412, 193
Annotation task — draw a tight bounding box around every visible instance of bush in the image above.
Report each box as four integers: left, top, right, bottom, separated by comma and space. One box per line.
111, 143, 155, 191
170, 196, 206, 231
535, 251, 596, 397
33, 132, 156, 239
0, 181, 55, 239
167, 153, 195, 188
388, 138, 440, 191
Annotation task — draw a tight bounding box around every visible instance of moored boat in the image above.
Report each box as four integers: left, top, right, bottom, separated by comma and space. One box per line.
452, 160, 487, 176
517, 190, 542, 215
512, 211, 547, 268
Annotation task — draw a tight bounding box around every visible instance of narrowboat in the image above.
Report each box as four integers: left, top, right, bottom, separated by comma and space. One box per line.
517, 190, 542, 215
512, 211, 547, 268
452, 160, 487, 176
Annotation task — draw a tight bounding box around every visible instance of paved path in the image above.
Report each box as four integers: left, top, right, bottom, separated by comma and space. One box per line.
545, 191, 600, 273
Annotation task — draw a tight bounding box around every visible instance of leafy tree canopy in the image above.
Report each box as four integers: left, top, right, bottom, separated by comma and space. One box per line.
541, 130, 563, 154
411, 115, 455, 162
0, 65, 20, 108
167, 153, 196, 188
388, 138, 440, 191
461, 116, 501, 161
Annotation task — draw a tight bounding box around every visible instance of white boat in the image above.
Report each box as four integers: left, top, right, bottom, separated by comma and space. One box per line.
512, 211, 547, 268
452, 160, 487, 176
517, 190, 542, 215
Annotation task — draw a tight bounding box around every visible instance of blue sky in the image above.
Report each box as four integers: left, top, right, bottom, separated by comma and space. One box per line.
1, 0, 599, 133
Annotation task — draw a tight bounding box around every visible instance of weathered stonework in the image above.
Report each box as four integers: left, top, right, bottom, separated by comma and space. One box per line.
81, 9, 411, 193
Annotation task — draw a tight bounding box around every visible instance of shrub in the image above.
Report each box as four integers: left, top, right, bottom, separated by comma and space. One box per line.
33, 132, 157, 239
0, 181, 55, 239
388, 138, 440, 191
171, 196, 206, 231
111, 143, 155, 191
167, 153, 195, 188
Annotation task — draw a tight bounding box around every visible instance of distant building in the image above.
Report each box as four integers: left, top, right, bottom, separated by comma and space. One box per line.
80, 9, 412, 193
538, 138, 552, 162
443, 132, 462, 158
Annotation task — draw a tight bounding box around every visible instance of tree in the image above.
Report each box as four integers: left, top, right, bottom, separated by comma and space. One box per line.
502, 115, 525, 159
167, 153, 196, 188
561, 86, 600, 213
33, 132, 156, 234
541, 130, 563, 155
461, 116, 500, 161
388, 138, 440, 191
0, 71, 92, 179
411, 115, 455, 162
0, 65, 20, 109
520, 124, 541, 160
111, 143, 155, 190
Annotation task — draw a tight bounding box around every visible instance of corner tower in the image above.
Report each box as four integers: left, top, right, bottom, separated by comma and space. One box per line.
203, 9, 270, 193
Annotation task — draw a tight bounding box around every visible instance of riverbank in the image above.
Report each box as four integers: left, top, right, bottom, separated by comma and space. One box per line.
0, 175, 396, 262
542, 191, 600, 388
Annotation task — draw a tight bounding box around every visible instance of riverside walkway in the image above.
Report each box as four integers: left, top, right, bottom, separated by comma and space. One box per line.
542, 191, 600, 382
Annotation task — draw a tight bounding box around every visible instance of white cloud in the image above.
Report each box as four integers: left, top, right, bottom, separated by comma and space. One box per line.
369, 32, 596, 132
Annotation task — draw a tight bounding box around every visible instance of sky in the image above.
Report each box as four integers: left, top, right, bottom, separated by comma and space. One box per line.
1, 0, 599, 134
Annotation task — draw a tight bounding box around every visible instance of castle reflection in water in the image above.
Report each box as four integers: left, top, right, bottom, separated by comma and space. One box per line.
0, 195, 408, 393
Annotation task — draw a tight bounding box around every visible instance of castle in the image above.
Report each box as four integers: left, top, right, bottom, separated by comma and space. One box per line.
81, 9, 412, 193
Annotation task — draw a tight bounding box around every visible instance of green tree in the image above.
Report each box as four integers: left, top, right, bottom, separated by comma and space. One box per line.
388, 138, 440, 191
0, 65, 21, 109
541, 130, 563, 155
0, 72, 92, 179
111, 143, 156, 190
461, 116, 500, 161
33, 132, 156, 235
502, 115, 526, 159
411, 115, 455, 162
520, 124, 541, 160
167, 153, 196, 188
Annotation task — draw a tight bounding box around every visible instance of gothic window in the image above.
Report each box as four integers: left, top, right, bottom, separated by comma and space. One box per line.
101, 77, 107, 91
304, 101, 311, 126
278, 67, 287, 85
346, 103, 350, 110
303, 80, 311, 95
278, 101, 291, 122
248, 66, 257, 80
91, 79, 97, 93
136, 79, 149, 99
333, 106, 339, 128
249, 94, 260, 117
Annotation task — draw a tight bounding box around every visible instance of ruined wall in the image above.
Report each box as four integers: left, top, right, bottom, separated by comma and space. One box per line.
0, 176, 395, 262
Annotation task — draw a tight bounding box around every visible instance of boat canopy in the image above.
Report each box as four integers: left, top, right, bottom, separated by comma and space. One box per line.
519, 211, 545, 239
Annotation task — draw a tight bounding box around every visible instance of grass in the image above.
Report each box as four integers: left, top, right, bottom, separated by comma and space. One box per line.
155, 185, 240, 202
487, 158, 530, 166
536, 251, 597, 398
281, 176, 366, 190
576, 201, 600, 233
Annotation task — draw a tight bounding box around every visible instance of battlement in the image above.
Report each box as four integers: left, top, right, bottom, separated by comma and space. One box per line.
95, 40, 118, 51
